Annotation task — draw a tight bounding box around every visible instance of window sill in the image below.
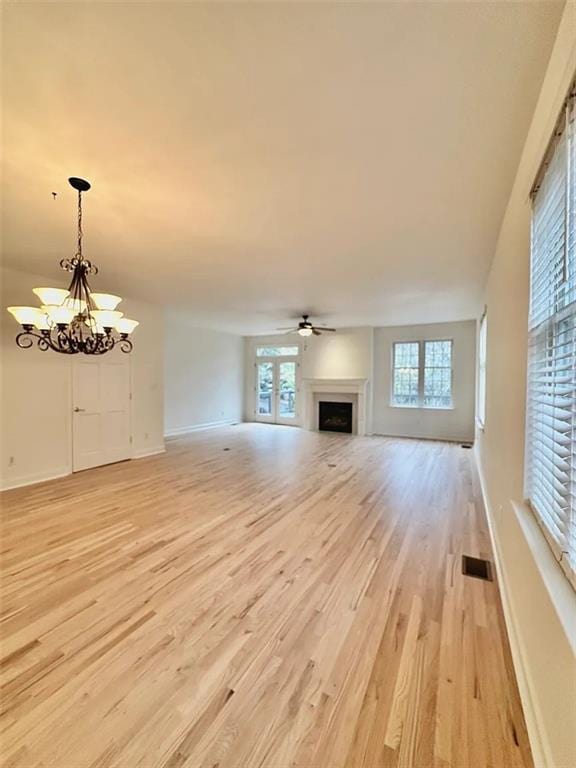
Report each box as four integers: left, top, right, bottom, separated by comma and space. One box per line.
390, 404, 454, 411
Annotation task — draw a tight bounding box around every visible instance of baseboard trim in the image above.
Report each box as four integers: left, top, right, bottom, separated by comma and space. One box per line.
373, 431, 473, 444
165, 420, 239, 439
1, 447, 167, 489
132, 446, 166, 459
0, 467, 71, 492
474, 446, 550, 768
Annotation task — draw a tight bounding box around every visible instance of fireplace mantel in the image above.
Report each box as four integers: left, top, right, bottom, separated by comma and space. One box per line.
302, 378, 368, 435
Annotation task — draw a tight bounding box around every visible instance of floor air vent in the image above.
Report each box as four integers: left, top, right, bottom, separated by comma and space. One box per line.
462, 555, 492, 581
461, 443, 473, 449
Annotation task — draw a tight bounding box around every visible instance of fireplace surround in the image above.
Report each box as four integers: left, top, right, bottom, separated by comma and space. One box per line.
302, 378, 368, 435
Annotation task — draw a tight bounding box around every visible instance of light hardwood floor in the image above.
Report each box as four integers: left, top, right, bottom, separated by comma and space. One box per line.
0, 424, 531, 768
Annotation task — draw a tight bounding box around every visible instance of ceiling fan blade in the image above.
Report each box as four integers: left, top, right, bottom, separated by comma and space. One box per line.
283, 329, 299, 335
276, 327, 297, 331
312, 326, 336, 332
312, 328, 322, 336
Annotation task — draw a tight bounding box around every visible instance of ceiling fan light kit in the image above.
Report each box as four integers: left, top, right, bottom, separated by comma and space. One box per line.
277, 314, 336, 337
6, 177, 138, 355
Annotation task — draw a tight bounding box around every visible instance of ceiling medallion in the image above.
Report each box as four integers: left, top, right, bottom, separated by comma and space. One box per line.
7, 177, 138, 355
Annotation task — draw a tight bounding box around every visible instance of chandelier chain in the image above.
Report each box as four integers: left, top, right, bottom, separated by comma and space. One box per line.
77, 190, 83, 257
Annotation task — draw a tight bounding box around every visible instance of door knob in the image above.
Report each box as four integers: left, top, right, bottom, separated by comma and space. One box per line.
73, 407, 85, 412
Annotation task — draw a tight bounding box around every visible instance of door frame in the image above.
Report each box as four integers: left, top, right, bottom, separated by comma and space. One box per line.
254, 354, 301, 426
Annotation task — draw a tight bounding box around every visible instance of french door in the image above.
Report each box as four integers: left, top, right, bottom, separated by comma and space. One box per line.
255, 357, 299, 425
72, 355, 132, 471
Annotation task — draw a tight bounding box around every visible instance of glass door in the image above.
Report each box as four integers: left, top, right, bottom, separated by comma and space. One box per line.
254, 352, 299, 425
256, 361, 275, 423
277, 360, 297, 424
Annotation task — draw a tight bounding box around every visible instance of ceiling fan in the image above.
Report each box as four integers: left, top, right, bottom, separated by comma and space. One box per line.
276, 314, 336, 337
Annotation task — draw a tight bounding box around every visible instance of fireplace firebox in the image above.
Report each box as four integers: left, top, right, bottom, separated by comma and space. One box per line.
318, 401, 353, 434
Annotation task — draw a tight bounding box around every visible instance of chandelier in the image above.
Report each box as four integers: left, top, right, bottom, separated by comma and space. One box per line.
7, 177, 138, 355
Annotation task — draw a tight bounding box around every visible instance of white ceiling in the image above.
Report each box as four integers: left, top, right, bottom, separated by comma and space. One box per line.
1, 1, 564, 334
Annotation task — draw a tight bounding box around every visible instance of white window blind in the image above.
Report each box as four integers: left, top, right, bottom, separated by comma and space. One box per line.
526, 84, 576, 588
477, 313, 487, 427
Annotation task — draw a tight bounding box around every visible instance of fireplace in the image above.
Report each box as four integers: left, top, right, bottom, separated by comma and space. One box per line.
303, 379, 367, 435
318, 401, 353, 434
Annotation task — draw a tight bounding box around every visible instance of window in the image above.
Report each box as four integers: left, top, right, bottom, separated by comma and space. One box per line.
525, 83, 575, 588
256, 345, 299, 357
424, 340, 453, 408
392, 339, 453, 408
477, 312, 487, 428
392, 342, 419, 406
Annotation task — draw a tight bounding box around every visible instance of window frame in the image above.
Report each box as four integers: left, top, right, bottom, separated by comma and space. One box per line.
391, 341, 420, 408
255, 344, 300, 358
477, 311, 487, 429
391, 338, 454, 410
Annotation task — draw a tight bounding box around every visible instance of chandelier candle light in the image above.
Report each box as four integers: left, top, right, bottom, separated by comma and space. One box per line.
7, 177, 138, 355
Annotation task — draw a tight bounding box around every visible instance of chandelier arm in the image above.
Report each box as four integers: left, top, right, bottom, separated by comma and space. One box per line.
47, 338, 77, 354
15, 328, 77, 354
55, 328, 73, 354
86, 333, 101, 354
15, 325, 128, 356
37, 335, 51, 352
15, 330, 36, 349
92, 334, 115, 355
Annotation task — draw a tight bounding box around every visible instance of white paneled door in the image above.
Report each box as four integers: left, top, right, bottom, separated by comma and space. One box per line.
72, 356, 131, 472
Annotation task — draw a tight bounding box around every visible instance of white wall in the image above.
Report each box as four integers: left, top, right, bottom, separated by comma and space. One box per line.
0, 267, 165, 489
474, 5, 576, 767
164, 311, 244, 437
373, 320, 476, 442
127, 297, 165, 458
302, 327, 374, 381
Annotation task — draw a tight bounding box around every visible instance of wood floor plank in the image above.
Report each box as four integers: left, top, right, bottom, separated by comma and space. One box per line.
0, 424, 532, 767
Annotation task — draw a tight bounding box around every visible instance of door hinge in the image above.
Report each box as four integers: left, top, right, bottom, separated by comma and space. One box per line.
129, 392, 133, 400
129, 435, 133, 444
